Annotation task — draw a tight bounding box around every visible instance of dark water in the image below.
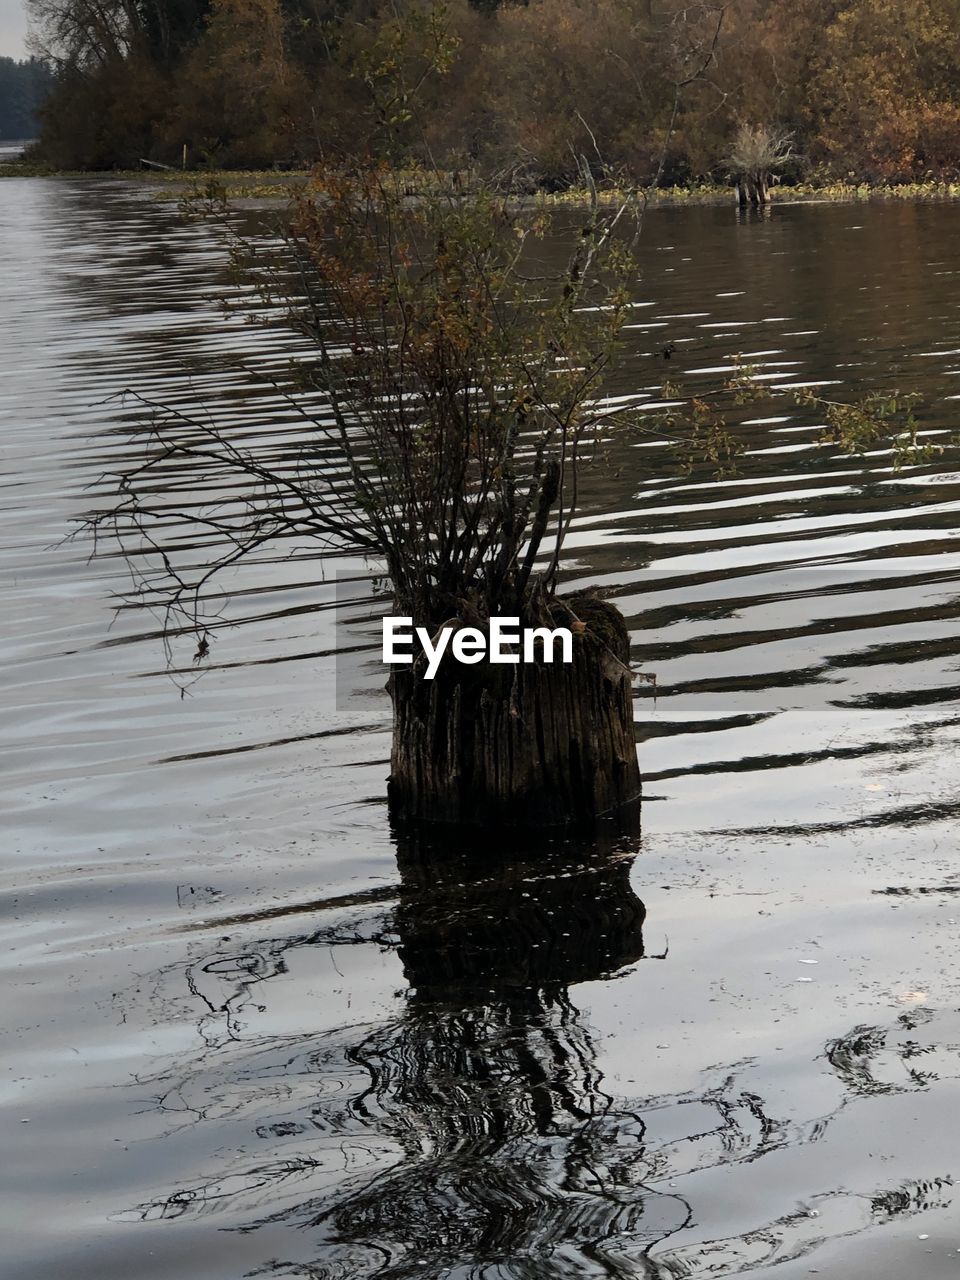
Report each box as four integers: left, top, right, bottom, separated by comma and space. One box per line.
4, 181, 960, 1279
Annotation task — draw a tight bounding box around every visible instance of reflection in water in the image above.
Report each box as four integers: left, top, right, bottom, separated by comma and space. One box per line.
121, 832, 956, 1278
393, 827, 652, 1000
129, 831, 685, 1277
8, 185, 960, 1277
299, 832, 668, 1280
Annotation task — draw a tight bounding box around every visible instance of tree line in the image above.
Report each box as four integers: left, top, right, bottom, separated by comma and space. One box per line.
0, 57, 53, 140
27, 0, 960, 183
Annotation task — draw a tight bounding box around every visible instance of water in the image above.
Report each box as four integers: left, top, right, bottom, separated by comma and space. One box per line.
0, 140, 32, 164
3, 179, 960, 1278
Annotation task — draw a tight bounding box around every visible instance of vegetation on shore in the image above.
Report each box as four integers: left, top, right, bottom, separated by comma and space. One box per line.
0, 160, 309, 198
10, 158, 960, 211
25, 0, 960, 188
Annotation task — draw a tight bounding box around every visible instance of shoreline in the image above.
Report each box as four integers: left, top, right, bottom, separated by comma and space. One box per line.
5, 162, 960, 207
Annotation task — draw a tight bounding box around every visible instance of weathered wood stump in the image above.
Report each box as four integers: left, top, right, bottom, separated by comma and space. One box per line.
387, 593, 641, 829
737, 172, 769, 207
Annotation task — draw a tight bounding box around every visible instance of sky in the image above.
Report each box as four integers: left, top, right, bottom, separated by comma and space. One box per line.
0, 0, 28, 59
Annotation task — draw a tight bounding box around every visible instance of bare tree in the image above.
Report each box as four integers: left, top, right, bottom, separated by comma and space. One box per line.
726, 123, 794, 207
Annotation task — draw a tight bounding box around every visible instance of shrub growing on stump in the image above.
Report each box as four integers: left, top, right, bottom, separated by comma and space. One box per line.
727, 123, 794, 207
91, 166, 647, 829
87, 164, 927, 829
273, 168, 645, 828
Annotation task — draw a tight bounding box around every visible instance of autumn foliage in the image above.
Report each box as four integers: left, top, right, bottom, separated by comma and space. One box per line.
28, 0, 960, 183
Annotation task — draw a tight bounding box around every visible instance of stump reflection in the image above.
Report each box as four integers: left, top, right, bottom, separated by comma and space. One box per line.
394, 824, 649, 1000
311, 828, 673, 1278
124, 830, 950, 1277
127, 829, 690, 1277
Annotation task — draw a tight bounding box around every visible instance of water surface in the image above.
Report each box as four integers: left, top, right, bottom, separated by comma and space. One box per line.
3, 181, 960, 1278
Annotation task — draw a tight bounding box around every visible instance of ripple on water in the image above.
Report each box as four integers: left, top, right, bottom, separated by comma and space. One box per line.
3, 187, 960, 1280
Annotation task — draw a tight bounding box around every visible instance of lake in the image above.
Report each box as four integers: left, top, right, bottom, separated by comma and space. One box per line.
0, 141, 32, 163
3, 178, 960, 1279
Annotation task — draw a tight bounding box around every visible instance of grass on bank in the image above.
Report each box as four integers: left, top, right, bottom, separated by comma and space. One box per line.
0, 162, 304, 199
545, 179, 960, 205
6, 160, 960, 206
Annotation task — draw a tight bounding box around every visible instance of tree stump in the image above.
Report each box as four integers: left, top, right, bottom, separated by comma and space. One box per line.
387, 593, 641, 829
736, 172, 768, 207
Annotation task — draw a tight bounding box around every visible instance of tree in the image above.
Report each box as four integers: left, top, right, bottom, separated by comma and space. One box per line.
28, 0, 208, 66
86, 174, 934, 832
726, 122, 794, 206
90, 162, 648, 826
0, 57, 54, 139
806, 0, 960, 179
167, 0, 304, 167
